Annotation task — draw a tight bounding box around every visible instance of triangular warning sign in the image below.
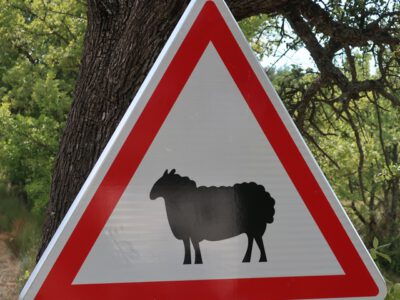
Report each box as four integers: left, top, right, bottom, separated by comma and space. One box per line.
21, 0, 386, 299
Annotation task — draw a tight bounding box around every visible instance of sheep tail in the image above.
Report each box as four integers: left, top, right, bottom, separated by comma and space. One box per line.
264, 191, 275, 224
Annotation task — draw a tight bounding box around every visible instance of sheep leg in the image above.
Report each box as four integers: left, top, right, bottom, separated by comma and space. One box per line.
192, 240, 203, 264
242, 234, 253, 263
183, 238, 191, 264
255, 236, 267, 262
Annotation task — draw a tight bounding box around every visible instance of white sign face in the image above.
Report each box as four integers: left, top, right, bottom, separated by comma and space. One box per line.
21, 0, 386, 299
74, 43, 343, 284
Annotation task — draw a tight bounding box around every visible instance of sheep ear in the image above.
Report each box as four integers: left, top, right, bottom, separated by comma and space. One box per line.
163, 169, 168, 176
170, 169, 176, 174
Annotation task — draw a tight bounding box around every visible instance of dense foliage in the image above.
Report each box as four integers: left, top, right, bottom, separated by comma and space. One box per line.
0, 0, 86, 216
0, 0, 86, 286
0, 0, 398, 296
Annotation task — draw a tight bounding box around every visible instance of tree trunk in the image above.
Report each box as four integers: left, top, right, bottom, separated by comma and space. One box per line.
38, 0, 289, 259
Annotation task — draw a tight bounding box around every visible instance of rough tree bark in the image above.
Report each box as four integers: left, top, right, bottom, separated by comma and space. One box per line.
38, 0, 292, 258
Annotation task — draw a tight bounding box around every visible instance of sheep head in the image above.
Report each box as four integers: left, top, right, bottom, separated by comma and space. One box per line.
149, 169, 176, 200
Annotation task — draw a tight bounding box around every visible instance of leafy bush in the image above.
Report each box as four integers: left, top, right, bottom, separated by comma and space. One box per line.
0, 0, 86, 219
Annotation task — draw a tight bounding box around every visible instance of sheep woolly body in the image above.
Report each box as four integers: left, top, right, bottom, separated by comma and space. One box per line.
150, 169, 276, 264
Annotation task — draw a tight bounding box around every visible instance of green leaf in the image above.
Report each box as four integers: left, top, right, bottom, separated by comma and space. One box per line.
370, 248, 377, 260
373, 237, 379, 249
376, 251, 392, 263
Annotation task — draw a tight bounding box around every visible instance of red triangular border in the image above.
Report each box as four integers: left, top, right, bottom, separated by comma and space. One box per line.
37, 2, 379, 299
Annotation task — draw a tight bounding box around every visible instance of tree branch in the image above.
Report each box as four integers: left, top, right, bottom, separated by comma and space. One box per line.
298, 0, 400, 48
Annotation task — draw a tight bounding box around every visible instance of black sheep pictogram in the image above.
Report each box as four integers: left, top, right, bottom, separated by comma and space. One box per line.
150, 169, 276, 264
